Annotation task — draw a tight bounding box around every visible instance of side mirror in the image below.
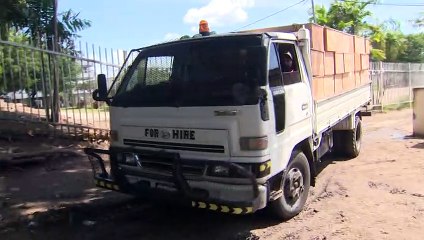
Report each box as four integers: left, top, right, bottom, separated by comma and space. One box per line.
93, 74, 108, 102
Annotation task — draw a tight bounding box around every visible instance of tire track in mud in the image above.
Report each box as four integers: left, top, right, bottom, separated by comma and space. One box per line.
367, 181, 424, 199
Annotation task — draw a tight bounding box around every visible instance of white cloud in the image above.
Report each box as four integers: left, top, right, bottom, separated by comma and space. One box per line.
164, 33, 182, 41
183, 0, 255, 28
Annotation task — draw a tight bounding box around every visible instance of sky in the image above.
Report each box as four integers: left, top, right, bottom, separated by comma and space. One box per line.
58, 0, 424, 51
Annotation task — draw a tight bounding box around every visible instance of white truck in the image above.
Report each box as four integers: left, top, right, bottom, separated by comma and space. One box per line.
85, 24, 371, 220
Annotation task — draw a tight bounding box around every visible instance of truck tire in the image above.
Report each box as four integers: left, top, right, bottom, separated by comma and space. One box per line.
345, 116, 362, 158
269, 150, 310, 220
333, 116, 362, 158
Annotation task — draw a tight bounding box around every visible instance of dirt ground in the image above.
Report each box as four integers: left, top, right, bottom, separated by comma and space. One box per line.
0, 108, 423, 240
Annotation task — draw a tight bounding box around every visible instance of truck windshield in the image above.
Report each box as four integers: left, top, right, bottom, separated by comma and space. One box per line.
111, 35, 266, 107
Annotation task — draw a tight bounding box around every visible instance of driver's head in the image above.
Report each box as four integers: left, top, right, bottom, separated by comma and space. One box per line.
282, 51, 293, 70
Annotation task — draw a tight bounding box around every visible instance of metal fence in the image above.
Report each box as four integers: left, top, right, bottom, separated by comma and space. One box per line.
1, 37, 424, 139
371, 62, 424, 110
0, 38, 126, 139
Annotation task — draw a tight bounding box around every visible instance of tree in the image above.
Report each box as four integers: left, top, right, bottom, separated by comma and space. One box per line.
0, 0, 26, 40
398, 34, 424, 63
24, 0, 91, 52
0, 30, 83, 93
311, 0, 376, 35
310, 1, 415, 62
413, 12, 424, 28
0, 1, 90, 121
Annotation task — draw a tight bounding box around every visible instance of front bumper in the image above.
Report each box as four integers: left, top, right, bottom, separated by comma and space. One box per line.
84, 148, 268, 214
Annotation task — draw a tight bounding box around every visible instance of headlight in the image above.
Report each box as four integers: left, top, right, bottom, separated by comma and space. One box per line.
207, 164, 253, 178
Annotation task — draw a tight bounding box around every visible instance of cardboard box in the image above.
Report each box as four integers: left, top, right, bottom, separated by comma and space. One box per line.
345, 35, 355, 53
354, 36, 366, 54
335, 53, 345, 74
360, 70, 370, 84
312, 77, 325, 100
342, 72, 355, 91
324, 28, 341, 52
309, 24, 325, 51
325, 28, 354, 53
354, 53, 362, 71
324, 52, 335, 75
355, 71, 361, 87
335, 74, 343, 94
365, 39, 371, 54
311, 50, 325, 76
344, 53, 355, 73
323, 75, 335, 97
361, 54, 370, 70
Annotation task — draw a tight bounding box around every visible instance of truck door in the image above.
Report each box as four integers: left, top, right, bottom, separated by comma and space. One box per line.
269, 41, 313, 170
276, 42, 312, 127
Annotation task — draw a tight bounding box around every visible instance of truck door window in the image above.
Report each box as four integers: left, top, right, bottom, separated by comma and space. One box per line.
268, 43, 285, 133
268, 43, 282, 87
276, 43, 301, 85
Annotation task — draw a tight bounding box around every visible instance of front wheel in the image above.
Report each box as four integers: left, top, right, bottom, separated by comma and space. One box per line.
269, 150, 311, 220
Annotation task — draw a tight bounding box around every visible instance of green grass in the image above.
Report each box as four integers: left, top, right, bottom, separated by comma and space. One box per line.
382, 102, 412, 112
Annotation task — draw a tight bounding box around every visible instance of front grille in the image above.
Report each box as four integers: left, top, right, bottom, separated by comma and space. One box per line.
139, 159, 205, 176
120, 152, 205, 177
123, 139, 225, 153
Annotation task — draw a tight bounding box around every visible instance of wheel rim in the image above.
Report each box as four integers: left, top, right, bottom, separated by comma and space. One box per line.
283, 167, 305, 207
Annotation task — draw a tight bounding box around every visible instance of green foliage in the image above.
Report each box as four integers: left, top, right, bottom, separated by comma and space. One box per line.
398, 33, 424, 63
370, 49, 385, 61
313, 0, 376, 35
0, 31, 83, 93
310, 1, 423, 63
0, 0, 27, 40
24, 0, 91, 52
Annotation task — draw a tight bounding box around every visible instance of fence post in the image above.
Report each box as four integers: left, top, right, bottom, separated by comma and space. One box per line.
409, 63, 412, 109
379, 61, 384, 112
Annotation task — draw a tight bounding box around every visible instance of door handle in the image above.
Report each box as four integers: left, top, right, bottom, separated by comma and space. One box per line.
214, 110, 239, 116
301, 103, 308, 110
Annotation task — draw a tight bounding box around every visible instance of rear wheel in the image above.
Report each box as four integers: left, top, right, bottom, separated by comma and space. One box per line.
269, 150, 310, 220
333, 116, 362, 158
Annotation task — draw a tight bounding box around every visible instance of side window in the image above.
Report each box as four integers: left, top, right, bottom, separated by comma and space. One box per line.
276, 43, 302, 85
268, 43, 282, 87
268, 43, 285, 133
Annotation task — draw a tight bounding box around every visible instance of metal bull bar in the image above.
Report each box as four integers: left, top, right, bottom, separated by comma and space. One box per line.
84, 147, 261, 214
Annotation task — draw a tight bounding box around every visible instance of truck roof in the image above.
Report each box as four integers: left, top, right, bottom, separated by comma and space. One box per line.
133, 31, 298, 52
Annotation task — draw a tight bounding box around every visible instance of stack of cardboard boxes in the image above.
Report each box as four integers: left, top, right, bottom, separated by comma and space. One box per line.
310, 24, 371, 100
241, 23, 371, 101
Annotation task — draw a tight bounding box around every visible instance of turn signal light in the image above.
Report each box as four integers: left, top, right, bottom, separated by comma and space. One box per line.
240, 137, 268, 151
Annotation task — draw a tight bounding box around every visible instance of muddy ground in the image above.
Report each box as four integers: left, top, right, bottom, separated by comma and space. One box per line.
0, 109, 423, 240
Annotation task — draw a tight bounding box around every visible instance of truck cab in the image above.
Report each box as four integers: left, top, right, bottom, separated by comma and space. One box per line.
86, 27, 369, 219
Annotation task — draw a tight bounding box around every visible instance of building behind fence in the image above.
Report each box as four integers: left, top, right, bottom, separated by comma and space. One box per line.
1, 39, 424, 139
